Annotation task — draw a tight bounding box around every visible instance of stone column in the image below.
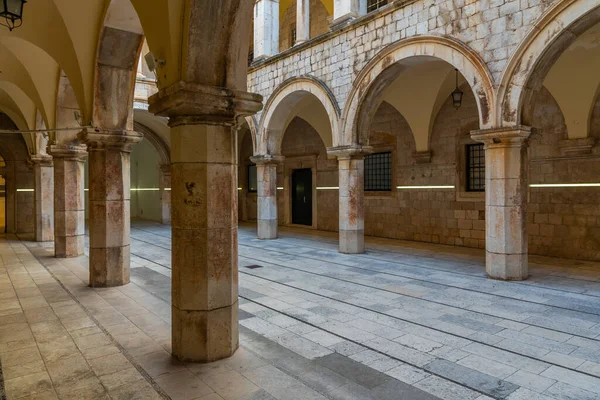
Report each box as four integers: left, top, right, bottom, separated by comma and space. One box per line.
50, 145, 87, 258
31, 155, 54, 242
250, 155, 283, 239
471, 126, 531, 281
79, 130, 142, 287
296, 0, 310, 44
4, 161, 16, 234
254, 0, 279, 60
159, 164, 172, 224
328, 145, 372, 254
332, 0, 366, 26
149, 83, 262, 362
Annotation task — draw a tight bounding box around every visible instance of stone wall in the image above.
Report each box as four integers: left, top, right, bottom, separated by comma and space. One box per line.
250, 0, 560, 118
240, 85, 600, 261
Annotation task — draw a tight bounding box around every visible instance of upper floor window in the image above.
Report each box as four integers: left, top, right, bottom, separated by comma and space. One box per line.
248, 165, 258, 193
365, 152, 392, 191
466, 144, 485, 192
367, 0, 388, 13
291, 26, 297, 47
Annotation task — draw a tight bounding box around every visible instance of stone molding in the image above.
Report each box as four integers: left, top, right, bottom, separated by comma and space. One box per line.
327, 145, 373, 160
470, 126, 532, 149
412, 151, 432, 164
49, 144, 88, 162
159, 164, 171, 175
30, 154, 53, 167
250, 154, 285, 165
148, 81, 263, 127
558, 137, 595, 157
78, 129, 143, 153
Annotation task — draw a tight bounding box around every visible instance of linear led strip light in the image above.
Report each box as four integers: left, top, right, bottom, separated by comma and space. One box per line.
530, 183, 600, 188
397, 186, 455, 189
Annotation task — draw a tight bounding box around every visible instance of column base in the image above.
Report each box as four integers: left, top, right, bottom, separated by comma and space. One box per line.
257, 219, 278, 240
172, 302, 239, 363
486, 251, 528, 281
339, 229, 364, 254
89, 245, 131, 287
55, 235, 84, 258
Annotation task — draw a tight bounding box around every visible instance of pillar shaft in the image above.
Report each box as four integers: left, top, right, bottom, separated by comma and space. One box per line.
148, 82, 262, 363
251, 155, 283, 239
329, 146, 372, 254
50, 145, 87, 258
159, 164, 172, 225
79, 131, 142, 287
32, 156, 54, 242
296, 0, 310, 44
254, 0, 279, 59
472, 127, 531, 281
333, 0, 366, 25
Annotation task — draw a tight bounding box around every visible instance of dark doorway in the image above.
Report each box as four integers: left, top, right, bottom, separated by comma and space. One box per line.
291, 168, 312, 226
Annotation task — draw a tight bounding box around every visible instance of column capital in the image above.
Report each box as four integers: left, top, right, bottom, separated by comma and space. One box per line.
78, 129, 143, 152
327, 145, 373, 160
250, 154, 284, 165
148, 81, 263, 127
49, 144, 88, 161
470, 126, 531, 148
30, 154, 53, 167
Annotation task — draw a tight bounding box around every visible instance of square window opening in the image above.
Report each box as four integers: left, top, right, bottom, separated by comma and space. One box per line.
365, 152, 392, 192
367, 0, 388, 13
466, 144, 485, 192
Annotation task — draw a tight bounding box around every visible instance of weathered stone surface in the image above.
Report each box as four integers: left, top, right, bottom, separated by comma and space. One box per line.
31, 156, 54, 242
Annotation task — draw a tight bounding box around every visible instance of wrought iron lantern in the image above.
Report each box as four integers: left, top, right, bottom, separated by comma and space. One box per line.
451, 68, 463, 110
0, 0, 26, 31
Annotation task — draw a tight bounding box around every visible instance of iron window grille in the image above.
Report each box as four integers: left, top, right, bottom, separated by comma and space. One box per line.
248, 165, 258, 193
365, 152, 392, 191
466, 144, 485, 192
247, 51, 254, 66
367, 0, 388, 13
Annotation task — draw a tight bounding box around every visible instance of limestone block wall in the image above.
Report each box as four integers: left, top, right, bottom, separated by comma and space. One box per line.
250, 0, 560, 118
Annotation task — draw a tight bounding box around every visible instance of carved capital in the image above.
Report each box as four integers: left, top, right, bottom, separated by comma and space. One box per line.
49, 144, 88, 162
470, 126, 531, 149
148, 81, 263, 127
250, 154, 285, 165
327, 145, 373, 160
78, 129, 143, 153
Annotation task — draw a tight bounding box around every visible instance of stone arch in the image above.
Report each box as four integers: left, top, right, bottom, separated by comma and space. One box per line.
92, 0, 144, 133
133, 121, 170, 165
258, 76, 340, 155
498, 0, 600, 128
341, 36, 496, 147
245, 115, 258, 154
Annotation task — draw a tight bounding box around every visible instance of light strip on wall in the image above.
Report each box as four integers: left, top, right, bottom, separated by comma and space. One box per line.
530, 183, 600, 188
277, 187, 284, 190
238, 188, 243, 191
16, 189, 34, 192
316, 187, 339, 190
396, 186, 455, 189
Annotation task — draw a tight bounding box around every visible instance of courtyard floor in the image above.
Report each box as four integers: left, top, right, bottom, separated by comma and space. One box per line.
1, 220, 600, 400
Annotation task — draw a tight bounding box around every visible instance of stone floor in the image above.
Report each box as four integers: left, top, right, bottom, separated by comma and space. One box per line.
1, 221, 600, 400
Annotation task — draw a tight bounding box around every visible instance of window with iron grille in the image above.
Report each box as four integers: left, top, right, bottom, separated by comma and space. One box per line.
365, 152, 392, 191
367, 0, 388, 13
291, 26, 297, 47
248, 165, 257, 193
247, 51, 254, 66
466, 144, 485, 192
